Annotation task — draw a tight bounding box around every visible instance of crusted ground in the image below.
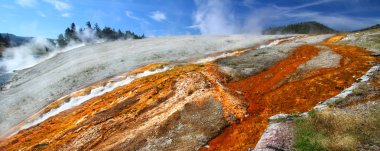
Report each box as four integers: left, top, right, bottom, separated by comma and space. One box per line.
0, 64, 246, 150
0, 32, 378, 151
253, 121, 295, 151
251, 29, 380, 151
0, 35, 285, 135
201, 34, 379, 150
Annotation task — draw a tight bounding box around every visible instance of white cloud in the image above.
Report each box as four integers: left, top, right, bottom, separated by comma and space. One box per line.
192, 0, 237, 35
265, 2, 380, 31
37, 11, 46, 17
125, 10, 150, 24
191, 0, 379, 35
61, 13, 70, 18
287, 0, 339, 10
283, 11, 380, 31
16, 0, 37, 7
125, 10, 140, 20
150, 11, 167, 22
43, 0, 70, 11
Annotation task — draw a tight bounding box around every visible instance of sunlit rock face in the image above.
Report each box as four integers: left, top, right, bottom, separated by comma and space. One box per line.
0, 64, 247, 150
1, 35, 299, 150
0, 35, 285, 136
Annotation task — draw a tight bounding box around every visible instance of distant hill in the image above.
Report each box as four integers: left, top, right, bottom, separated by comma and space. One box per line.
353, 24, 380, 32
262, 21, 338, 35
0, 33, 32, 47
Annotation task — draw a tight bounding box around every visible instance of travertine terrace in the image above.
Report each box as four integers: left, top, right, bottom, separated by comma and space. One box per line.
202, 34, 379, 150
0, 35, 285, 135
1, 33, 379, 150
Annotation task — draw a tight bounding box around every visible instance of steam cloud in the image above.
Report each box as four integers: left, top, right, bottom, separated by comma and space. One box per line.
192, 0, 264, 35
193, 0, 237, 35
0, 28, 103, 73
0, 38, 56, 72
77, 27, 103, 43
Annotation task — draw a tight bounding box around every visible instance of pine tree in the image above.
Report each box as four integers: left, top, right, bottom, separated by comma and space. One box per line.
102, 27, 113, 39
86, 21, 92, 29
70, 23, 79, 41
64, 28, 71, 40
94, 23, 102, 38
71, 23, 76, 32
57, 22, 145, 46
57, 34, 67, 47
117, 29, 124, 39
125, 31, 132, 39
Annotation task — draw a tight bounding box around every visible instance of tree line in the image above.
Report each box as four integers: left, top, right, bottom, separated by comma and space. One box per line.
0, 34, 10, 48
57, 21, 145, 47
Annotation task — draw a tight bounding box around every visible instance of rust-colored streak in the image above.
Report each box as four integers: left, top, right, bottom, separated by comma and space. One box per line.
323, 34, 347, 44
0, 63, 248, 150
0, 65, 201, 150
202, 65, 247, 122
202, 35, 378, 150
1, 34, 378, 151
1, 63, 170, 138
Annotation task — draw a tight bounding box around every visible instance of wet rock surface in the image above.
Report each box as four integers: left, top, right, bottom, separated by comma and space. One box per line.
202, 35, 379, 150
0, 64, 246, 150
216, 35, 332, 78
252, 121, 295, 151
0, 35, 282, 135
1, 33, 379, 151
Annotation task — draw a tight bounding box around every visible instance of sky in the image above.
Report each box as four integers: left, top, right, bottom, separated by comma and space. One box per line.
0, 0, 379, 38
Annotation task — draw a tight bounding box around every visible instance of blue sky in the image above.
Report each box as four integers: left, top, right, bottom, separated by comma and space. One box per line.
0, 0, 379, 38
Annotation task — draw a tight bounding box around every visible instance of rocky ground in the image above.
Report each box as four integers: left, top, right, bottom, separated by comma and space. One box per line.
0, 34, 285, 135
251, 30, 380, 151
0, 29, 379, 151
252, 121, 295, 151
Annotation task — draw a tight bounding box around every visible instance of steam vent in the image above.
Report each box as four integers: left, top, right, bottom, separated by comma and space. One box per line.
2, 28, 380, 150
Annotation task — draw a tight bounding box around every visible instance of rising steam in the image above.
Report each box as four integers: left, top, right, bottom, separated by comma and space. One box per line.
0, 29, 103, 73
0, 38, 56, 72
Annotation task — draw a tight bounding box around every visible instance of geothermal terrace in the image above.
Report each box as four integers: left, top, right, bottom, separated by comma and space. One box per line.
0, 33, 379, 150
